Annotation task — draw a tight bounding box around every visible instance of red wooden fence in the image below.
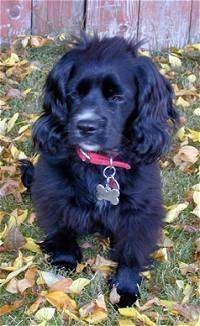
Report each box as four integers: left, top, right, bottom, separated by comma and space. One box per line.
0, 0, 199, 49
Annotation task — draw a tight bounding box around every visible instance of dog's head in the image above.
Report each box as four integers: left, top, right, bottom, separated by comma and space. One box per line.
33, 35, 178, 163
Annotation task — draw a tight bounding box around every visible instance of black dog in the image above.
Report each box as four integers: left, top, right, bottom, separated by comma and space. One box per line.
20, 35, 178, 307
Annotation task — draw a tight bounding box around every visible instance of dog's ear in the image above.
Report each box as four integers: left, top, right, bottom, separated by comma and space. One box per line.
132, 56, 179, 163
33, 54, 74, 153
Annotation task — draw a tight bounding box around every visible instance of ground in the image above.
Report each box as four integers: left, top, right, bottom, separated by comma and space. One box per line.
0, 37, 199, 325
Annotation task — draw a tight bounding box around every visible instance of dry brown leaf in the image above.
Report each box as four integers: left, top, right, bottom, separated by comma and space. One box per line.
172, 303, 200, 322
26, 296, 45, 315
90, 254, 117, 277
6, 88, 22, 99
194, 238, 200, 262
173, 145, 199, 171
6, 277, 18, 293
0, 299, 23, 316
152, 248, 168, 262
109, 285, 121, 304
138, 297, 160, 312
179, 262, 199, 276
0, 179, 19, 198
49, 278, 73, 293
17, 278, 32, 294
79, 294, 107, 324
4, 226, 25, 251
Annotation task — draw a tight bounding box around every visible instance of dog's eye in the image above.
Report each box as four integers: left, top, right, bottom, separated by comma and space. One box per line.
77, 79, 91, 97
110, 94, 125, 102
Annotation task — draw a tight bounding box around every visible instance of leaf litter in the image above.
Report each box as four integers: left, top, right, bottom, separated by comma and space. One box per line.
0, 37, 199, 325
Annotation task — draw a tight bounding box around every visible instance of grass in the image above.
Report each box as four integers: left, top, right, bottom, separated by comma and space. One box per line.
0, 40, 199, 325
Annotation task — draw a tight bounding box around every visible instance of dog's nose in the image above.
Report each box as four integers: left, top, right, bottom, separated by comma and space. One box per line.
77, 120, 98, 135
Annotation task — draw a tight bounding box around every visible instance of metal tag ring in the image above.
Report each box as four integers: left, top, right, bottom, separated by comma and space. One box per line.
103, 166, 116, 178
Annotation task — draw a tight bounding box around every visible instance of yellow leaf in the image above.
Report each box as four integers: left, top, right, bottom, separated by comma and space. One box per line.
176, 126, 186, 141
164, 203, 188, 223
169, 54, 182, 67
35, 307, 55, 322
152, 248, 168, 262
22, 88, 32, 96
45, 291, 77, 312
192, 43, 200, 51
4, 53, 20, 66
0, 99, 6, 106
0, 260, 33, 286
63, 308, 80, 321
10, 144, 27, 160
18, 124, 30, 134
119, 319, 136, 326
187, 74, 196, 83
119, 307, 156, 326
159, 300, 176, 309
23, 237, 41, 253
193, 108, 200, 116
69, 277, 90, 294
176, 97, 190, 108
58, 33, 66, 41
188, 129, 200, 143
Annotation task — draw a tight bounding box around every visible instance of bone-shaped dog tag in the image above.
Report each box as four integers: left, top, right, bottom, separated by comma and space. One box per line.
96, 184, 120, 205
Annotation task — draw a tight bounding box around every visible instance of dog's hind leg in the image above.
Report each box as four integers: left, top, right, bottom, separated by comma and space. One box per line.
41, 229, 82, 270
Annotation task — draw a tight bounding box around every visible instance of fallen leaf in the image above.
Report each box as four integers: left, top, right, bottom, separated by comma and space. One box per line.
45, 291, 77, 312
0, 299, 23, 316
152, 248, 168, 262
109, 285, 121, 304
193, 108, 200, 116
165, 203, 188, 223
4, 226, 25, 251
79, 294, 107, 324
187, 74, 196, 83
26, 296, 45, 315
118, 319, 136, 326
49, 278, 73, 292
90, 254, 117, 276
119, 307, 156, 326
34, 307, 55, 322
23, 237, 41, 253
188, 129, 200, 143
17, 278, 32, 294
176, 97, 190, 108
6, 277, 18, 293
6, 88, 22, 100
169, 54, 182, 67
173, 146, 199, 171
69, 277, 90, 295
179, 262, 198, 276
138, 297, 160, 311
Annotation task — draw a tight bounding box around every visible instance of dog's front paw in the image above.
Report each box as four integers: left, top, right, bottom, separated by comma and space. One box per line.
50, 252, 79, 270
109, 265, 142, 307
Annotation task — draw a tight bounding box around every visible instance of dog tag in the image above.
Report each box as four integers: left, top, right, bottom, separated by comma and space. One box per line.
96, 184, 120, 205
96, 165, 120, 205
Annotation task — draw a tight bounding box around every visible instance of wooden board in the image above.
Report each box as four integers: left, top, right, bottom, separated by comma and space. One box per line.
189, 0, 200, 44
138, 0, 192, 49
0, 0, 31, 44
32, 0, 85, 36
86, 0, 139, 39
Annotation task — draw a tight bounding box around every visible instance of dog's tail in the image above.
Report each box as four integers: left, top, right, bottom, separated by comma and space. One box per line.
19, 159, 35, 192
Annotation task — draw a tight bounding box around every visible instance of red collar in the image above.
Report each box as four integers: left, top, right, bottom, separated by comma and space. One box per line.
76, 148, 131, 170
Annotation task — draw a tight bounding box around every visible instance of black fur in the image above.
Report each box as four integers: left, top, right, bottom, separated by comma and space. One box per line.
21, 35, 179, 307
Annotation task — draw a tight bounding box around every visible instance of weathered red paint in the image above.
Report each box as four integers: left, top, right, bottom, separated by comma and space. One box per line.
0, 0, 199, 48
32, 0, 84, 36
0, 0, 31, 44
189, 0, 200, 43
138, 0, 193, 49
86, 0, 139, 39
